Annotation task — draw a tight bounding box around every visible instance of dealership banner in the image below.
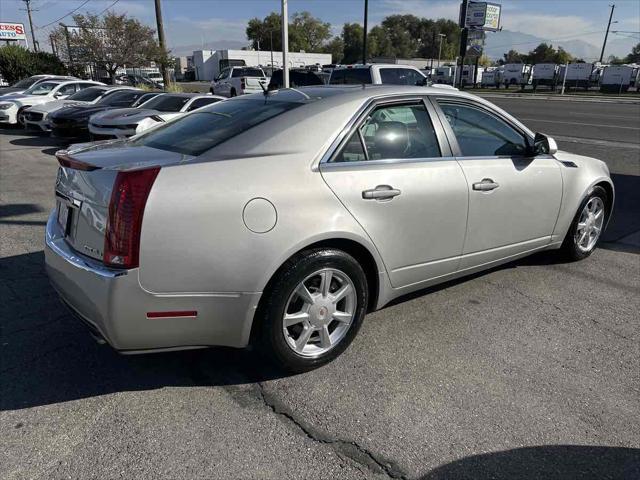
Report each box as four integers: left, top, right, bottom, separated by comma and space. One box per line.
0, 23, 27, 41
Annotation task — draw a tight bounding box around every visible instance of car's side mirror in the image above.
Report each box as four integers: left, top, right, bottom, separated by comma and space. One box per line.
533, 132, 558, 156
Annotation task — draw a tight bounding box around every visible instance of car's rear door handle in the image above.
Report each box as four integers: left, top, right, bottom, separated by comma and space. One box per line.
472, 178, 500, 191
362, 185, 401, 200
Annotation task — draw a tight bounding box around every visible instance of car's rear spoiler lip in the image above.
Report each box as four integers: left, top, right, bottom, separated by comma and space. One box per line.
55, 150, 101, 171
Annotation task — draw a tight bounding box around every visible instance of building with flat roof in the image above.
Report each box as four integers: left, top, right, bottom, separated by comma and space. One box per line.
192, 49, 332, 81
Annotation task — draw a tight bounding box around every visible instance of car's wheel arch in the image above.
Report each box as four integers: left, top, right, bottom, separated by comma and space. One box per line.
249, 234, 383, 346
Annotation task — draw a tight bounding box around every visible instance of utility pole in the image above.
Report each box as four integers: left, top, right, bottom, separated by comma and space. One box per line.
458, 0, 469, 88
154, 0, 171, 87
282, 0, 289, 88
362, 0, 369, 64
438, 33, 446, 67
22, 0, 38, 52
599, 4, 615, 63
270, 30, 274, 69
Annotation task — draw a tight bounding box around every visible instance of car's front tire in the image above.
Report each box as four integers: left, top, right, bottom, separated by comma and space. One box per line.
561, 186, 608, 261
257, 248, 368, 373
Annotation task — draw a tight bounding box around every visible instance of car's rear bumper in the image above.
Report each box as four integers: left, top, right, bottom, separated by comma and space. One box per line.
45, 212, 261, 352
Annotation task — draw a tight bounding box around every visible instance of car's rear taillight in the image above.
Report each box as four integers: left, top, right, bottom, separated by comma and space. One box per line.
103, 167, 160, 268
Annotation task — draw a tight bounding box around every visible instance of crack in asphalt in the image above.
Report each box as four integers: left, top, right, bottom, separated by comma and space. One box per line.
256, 382, 408, 480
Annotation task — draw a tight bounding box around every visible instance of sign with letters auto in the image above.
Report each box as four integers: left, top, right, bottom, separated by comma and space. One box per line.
0, 22, 26, 41
465, 2, 501, 32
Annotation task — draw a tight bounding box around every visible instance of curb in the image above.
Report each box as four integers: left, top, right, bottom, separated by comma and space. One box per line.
471, 92, 640, 105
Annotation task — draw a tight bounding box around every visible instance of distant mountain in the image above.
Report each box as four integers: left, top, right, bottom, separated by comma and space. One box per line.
169, 39, 248, 57
483, 29, 602, 60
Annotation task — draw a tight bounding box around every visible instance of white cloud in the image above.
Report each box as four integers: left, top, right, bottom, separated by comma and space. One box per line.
503, 13, 599, 46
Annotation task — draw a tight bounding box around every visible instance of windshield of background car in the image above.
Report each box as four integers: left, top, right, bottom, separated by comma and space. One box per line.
98, 90, 143, 106
131, 98, 303, 156
24, 81, 59, 95
137, 95, 191, 112
232, 68, 264, 77
13, 77, 38, 88
67, 87, 105, 102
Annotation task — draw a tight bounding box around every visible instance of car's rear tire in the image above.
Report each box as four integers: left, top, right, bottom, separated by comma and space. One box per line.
257, 248, 368, 373
560, 186, 608, 261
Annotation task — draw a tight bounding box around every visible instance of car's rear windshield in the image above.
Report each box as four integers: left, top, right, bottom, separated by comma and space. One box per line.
329, 68, 372, 85
232, 68, 264, 77
138, 95, 191, 112
131, 98, 302, 156
13, 77, 39, 88
68, 87, 105, 101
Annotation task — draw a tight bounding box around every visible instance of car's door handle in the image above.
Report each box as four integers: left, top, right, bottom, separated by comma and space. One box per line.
472, 178, 500, 191
362, 185, 401, 200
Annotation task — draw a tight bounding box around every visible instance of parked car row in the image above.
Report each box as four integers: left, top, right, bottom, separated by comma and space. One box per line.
0, 74, 224, 139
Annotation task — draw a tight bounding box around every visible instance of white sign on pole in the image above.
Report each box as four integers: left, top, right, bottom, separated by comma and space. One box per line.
0, 22, 27, 41
465, 2, 501, 32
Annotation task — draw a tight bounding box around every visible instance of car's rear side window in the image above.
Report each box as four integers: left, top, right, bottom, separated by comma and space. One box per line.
140, 95, 191, 112
131, 98, 303, 156
232, 68, 264, 77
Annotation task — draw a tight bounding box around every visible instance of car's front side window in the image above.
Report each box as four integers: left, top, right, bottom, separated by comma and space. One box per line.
437, 101, 528, 157
333, 102, 441, 162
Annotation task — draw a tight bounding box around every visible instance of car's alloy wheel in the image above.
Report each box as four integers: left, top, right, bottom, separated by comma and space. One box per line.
282, 268, 356, 357
257, 248, 368, 373
561, 186, 608, 261
574, 196, 605, 253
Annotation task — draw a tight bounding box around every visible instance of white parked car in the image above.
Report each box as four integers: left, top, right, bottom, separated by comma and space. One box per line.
210, 67, 268, 97
24, 86, 135, 132
89, 93, 225, 138
330, 64, 428, 86
0, 79, 103, 126
0, 74, 77, 97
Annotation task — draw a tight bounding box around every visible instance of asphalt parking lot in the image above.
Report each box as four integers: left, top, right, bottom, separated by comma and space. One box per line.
1, 96, 639, 479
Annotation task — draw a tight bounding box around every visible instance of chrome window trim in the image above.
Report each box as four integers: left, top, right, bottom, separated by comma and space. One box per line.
320, 155, 458, 170
319, 94, 452, 167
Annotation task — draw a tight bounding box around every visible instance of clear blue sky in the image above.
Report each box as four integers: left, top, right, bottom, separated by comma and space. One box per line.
3, 0, 639, 55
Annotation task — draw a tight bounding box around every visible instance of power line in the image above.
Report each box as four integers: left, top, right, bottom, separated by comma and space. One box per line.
37, 0, 91, 29
96, 0, 120, 16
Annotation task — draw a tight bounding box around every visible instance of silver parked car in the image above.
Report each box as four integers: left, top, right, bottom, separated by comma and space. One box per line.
45, 85, 614, 372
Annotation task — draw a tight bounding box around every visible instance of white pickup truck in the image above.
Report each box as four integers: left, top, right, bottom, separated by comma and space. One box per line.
210, 67, 269, 97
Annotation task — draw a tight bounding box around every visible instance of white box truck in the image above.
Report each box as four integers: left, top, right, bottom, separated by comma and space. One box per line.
600, 65, 640, 93
454, 65, 484, 87
503, 64, 532, 88
532, 63, 558, 90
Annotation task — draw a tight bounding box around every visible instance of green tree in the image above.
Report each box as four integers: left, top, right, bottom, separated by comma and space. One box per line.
341, 23, 363, 63
289, 12, 331, 52
0, 45, 67, 83
500, 49, 526, 64
552, 46, 573, 64
625, 43, 640, 63
246, 12, 282, 51
51, 12, 166, 83
323, 36, 344, 64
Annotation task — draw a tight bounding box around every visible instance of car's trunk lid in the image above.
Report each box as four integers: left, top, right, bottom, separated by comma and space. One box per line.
54, 143, 193, 261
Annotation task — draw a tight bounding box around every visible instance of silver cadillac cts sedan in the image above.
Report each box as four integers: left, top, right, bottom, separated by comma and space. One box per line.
46, 85, 613, 372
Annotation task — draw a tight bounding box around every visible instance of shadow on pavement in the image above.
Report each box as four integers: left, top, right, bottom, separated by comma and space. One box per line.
421, 445, 640, 480
600, 173, 640, 252
0, 203, 43, 218
0, 251, 287, 411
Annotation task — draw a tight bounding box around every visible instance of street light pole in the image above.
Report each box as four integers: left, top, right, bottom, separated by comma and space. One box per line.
282, 0, 289, 88
599, 4, 616, 63
362, 0, 369, 64
458, 0, 469, 88
154, 0, 171, 87
438, 34, 445, 67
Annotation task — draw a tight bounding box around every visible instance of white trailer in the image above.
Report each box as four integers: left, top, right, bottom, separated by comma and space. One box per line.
562, 63, 596, 89
600, 65, 640, 93
481, 69, 502, 88
502, 64, 532, 88
532, 63, 558, 90
454, 65, 484, 87
433, 66, 455, 85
